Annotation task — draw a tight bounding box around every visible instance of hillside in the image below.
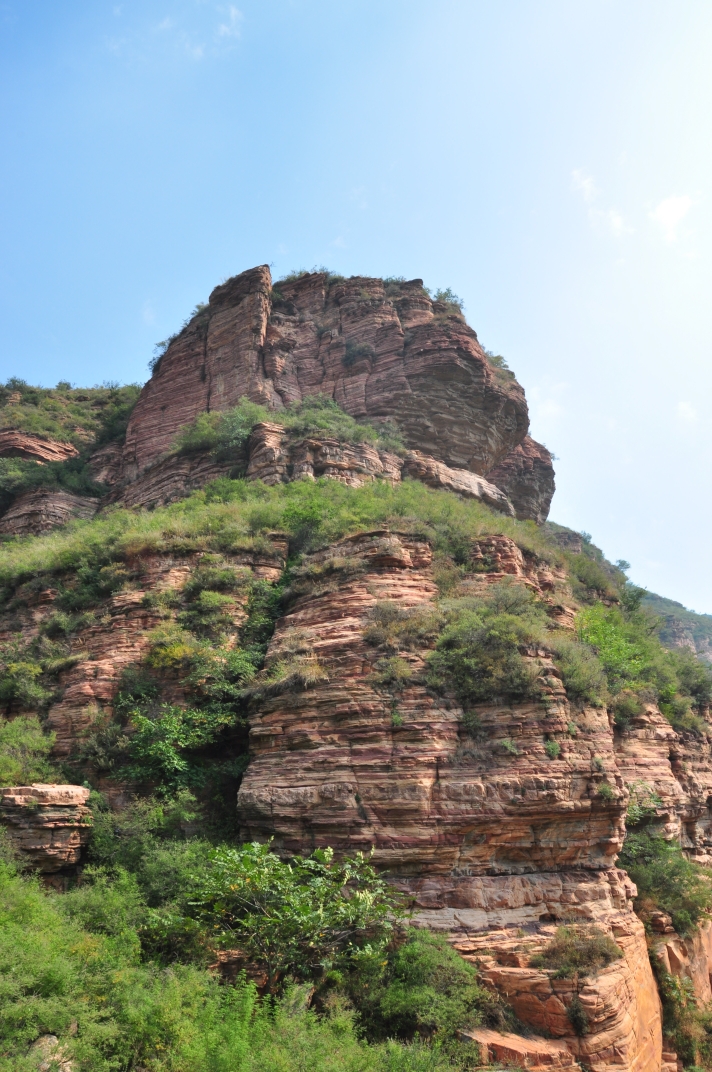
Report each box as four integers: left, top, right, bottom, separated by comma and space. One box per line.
1, 267, 712, 1072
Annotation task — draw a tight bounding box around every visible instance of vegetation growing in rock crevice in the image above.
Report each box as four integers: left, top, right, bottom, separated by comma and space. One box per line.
530, 924, 623, 978
174, 394, 404, 460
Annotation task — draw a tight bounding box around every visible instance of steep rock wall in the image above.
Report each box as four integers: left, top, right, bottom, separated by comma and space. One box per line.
120, 266, 554, 520
236, 530, 662, 1072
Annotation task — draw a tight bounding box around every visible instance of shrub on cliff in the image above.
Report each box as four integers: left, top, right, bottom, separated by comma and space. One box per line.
428, 608, 543, 705
530, 924, 622, 978
174, 394, 404, 460
342, 929, 506, 1057
549, 636, 608, 705
0, 714, 57, 786
577, 602, 712, 732
619, 829, 712, 935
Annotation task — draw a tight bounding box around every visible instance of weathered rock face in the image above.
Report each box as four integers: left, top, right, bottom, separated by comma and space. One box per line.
119, 266, 554, 520
0, 541, 287, 759
238, 531, 625, 873
0, 430, 78, 464
487, 435, 556, 524
653, 916, 712, 1007
0, 784, 92, 873
246, 421, 402, 489
235, 529, 663, 1072
614, 704, 712, 859
0, 488, 99, 535
462, 913, 661, 1072
113, 422, 516, 514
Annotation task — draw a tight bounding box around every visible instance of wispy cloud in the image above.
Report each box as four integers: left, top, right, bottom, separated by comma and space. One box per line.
217, 6, 243, 39
571, 169, 598, 203
571, 169, 632, 237
106, 5, 243, 63
650, 196, 692, 242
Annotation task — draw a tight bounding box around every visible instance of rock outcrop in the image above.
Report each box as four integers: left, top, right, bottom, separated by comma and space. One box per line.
0, 488, 99, 535
486, 435, 556, 524
0, 430, 79, 464
0, 784, 92, 873
118, 266, 553, 521
235, 528, 661, 1072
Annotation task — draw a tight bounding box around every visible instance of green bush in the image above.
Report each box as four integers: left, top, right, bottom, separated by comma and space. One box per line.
530, 924, 622, 978
544, 739, 561, 759
619, 829, 712, 935
191, 843, 400, 990
0, 714, 57, 786
175, 398, 272, 456
428, 610, 541, 705
550, 636, 608, 705
343, 930, 507, 1053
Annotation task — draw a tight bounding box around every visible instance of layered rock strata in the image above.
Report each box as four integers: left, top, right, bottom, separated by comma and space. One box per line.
486, 435, 556, 524
111, 423, 516, 514
0, 784, 92, 873
0, 538, 287, 758
0, 488, 99, 535
118, 266, 553, 521
0, 430, 79, 464
236, 529, 661, 1071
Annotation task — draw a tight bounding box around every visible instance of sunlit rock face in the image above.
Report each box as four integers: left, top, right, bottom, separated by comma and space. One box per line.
120, 265, 554, 521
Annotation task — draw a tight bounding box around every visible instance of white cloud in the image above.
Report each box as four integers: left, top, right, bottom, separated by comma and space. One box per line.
650, 196, 692, 242
142, 301, 156, 326
217, 5, 242, 39
676, 400, 698, 424
571, 170, 631, 236
571, 169, 598, 203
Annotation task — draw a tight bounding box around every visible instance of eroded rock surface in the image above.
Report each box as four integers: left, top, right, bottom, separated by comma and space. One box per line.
0, 489, 99, 535
119, 266, 554, 520
0, 430, 79, 464
0, 784, 91, 873
487, 435, 556, 523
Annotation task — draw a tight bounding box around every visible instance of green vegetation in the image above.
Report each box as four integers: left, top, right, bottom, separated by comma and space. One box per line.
343, 340, 375, 367
619, 828, 712, 935
427, 582, 548, 706
0, 714, 57, 786
576, 602, 712, 733
530, 924, 622, 978
0, 477, 557, 601
341, 929, 508, 1055
0, 378, 140, 449
0, 801, 498, 1071
174, 395, 404, 460
432, 288, 464, 313
0, 378, 141, 514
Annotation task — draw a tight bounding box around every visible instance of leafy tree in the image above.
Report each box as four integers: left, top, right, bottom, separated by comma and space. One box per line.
190, 843, 402, 990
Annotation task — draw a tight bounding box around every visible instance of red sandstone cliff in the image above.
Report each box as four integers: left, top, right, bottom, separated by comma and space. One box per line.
119, 266, 554, 521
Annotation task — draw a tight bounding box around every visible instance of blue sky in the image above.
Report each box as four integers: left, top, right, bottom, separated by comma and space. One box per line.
2, 2, 712, 610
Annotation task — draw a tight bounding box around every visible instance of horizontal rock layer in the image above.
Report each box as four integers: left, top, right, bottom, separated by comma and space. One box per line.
0, 488, 99, 535
0, 430, 78, 463
0, 784, 92, 873
119, 265, 554, 520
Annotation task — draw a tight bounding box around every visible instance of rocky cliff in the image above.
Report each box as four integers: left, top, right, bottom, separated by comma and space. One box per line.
115, 266, 554, 521
5, 268, 712, 1072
